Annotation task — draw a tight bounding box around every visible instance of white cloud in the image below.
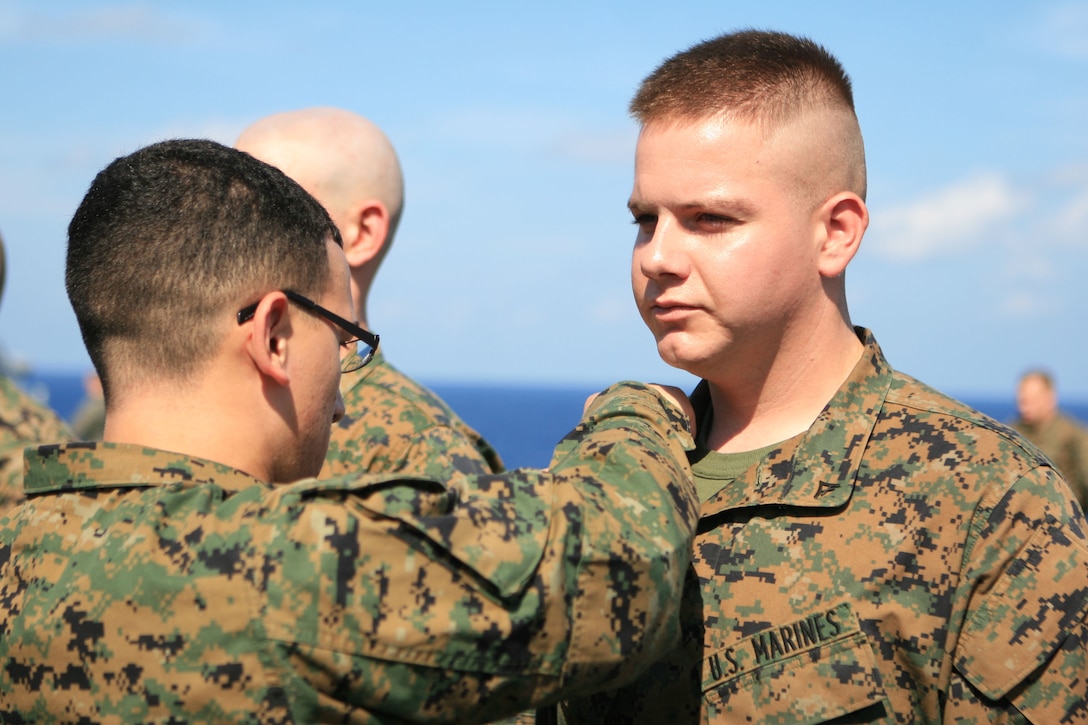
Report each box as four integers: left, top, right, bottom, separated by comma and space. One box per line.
1034, 1, 1088, 60
1051, 187, 1088, 245
1050, 162, 1088, 186
420, 107, 634, 166
1028, 162, 1088, 248
1000, 289, 1061, 318
867, 173, 1026, 262
1003, 254, 1059, 284
0, 2, 203, 44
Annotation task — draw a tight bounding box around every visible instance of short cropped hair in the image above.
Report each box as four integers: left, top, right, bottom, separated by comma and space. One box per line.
632, 29, 866, 201
66, 139, 340, 399
632, 29, 856, 129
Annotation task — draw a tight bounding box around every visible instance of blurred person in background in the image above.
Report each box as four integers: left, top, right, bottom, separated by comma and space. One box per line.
0, 228, 72, 511
1013, 368, 1088, 510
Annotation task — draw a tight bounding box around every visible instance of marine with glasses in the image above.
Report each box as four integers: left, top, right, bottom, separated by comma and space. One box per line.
0, 139, 699, 722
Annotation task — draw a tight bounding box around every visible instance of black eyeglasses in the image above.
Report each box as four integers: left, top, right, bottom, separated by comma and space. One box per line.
236, 290, 379, 373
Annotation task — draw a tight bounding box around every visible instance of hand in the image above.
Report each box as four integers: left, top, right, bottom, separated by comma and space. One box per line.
584, 384, 696, 437
646, 384, 696, 438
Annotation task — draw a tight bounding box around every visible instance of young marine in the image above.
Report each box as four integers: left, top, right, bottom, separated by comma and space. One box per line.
561, 30, 1088, 723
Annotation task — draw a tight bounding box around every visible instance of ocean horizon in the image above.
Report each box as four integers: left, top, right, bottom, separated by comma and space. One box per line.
17, 371, 1088, 471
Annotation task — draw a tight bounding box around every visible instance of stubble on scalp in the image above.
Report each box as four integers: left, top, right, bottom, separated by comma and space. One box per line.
768, 107, 867, 216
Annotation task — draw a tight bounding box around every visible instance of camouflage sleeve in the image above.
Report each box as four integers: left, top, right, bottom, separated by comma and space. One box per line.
539, 381, 698, 687
269, 381, 699, 722
948, 464, 1088, 722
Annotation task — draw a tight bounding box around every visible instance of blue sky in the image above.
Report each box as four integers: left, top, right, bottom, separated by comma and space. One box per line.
1, 1, 1086, 399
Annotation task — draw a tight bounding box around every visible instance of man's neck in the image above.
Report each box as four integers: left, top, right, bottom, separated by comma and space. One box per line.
102, 379, 275, 483
703, 324, 863, 453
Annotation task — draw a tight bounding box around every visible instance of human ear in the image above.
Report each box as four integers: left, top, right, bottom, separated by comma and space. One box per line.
245, 292, 292, 386
817, 192, 868, 278
342, 200, 389, 268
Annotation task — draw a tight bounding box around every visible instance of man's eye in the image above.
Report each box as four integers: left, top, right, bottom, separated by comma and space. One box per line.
631, 214, 657, 229
692, 213, 740, 230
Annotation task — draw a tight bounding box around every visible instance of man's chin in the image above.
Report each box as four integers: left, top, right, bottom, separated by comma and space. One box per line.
656, 346, 700, 375
656, 339, 719, 380
655, 334, 693, 366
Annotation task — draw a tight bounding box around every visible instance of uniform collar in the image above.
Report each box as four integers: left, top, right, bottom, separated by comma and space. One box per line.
695, 328, 893, 516
23, 441, 266, 495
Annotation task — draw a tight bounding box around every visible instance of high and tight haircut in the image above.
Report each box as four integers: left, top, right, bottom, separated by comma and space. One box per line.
66, 139, 341, 400
631, 29, 857, 132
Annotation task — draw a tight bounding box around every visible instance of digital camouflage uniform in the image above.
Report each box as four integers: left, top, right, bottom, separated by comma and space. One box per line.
321, 350, 503, 480
563, 330, 1088, 724
1013, 411, 1088, 512
0, 382, 698, 723
0, 373, 71, 512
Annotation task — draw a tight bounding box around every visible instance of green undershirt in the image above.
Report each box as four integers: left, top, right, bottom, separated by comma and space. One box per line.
691, 442, 781, 503
690, 397, 791, 503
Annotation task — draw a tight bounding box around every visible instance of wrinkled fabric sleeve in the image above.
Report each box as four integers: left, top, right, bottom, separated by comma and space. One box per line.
541, 381, 698, 685
265, 381, 699, 723
950, 465, 1088, 723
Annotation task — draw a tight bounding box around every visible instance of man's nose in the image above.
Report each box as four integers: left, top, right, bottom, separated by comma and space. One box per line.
636, 218, 688, 279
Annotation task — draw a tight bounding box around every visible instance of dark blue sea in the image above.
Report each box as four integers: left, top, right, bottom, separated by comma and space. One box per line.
19, 372, 1088, 470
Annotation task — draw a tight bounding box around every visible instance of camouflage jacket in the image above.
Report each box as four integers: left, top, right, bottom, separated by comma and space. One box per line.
563, 330, 1088, 724
0, 373, 71, 512
322, 350, 503, 480
0, 382, 698, 723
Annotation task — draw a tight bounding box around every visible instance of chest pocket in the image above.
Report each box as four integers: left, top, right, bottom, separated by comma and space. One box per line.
702, 602, 890, 723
